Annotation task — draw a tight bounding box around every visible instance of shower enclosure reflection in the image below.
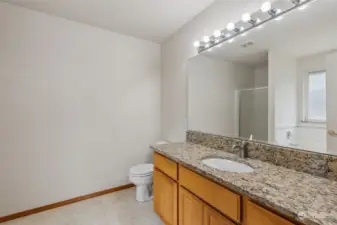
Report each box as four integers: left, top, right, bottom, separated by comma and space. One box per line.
237, 87, 268, 141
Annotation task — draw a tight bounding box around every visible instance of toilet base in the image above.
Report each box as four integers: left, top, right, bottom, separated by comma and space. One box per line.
136, 184, 152, 202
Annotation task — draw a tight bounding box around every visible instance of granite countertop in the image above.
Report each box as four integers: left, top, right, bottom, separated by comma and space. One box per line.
151, 142, 337, 225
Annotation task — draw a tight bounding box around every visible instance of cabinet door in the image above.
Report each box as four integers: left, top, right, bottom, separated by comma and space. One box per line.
246, 200, 294, 225
204, 205, 235, 225
179, 187, 204, 225
153, 169, 177, 225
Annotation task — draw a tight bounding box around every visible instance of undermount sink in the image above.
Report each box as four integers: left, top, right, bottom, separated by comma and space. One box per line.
201, 158, 254, 173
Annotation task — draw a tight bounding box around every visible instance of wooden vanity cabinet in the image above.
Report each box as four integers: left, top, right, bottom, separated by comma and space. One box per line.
153, 169, 178, 225
153, 153, 297, 225
204, 204, 235, 225
246, 200, 295, 225
154, 152, 178, 180
179, 186, 235, 225
179, 165, 241, 223
179, 186, 204, 225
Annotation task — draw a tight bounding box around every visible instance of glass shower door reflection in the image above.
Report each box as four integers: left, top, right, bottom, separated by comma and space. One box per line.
239, 88, 268, 141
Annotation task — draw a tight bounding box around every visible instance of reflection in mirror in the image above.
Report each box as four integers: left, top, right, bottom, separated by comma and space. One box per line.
187, 0, 337, 155
238, 86, 268, 141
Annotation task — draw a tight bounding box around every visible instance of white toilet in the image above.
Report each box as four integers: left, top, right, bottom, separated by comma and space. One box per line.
129, 163, 153, 202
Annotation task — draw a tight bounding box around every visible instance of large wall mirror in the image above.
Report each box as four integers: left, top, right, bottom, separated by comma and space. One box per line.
187, 0, 337, 155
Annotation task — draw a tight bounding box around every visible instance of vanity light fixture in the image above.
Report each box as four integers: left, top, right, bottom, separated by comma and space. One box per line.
242, 13, 258, 25
291, 0, 301, 4
242, 13, 251, 22
213, 30, 222, 38
227, 22, 240, 33
298, 5, 308, 10
274, 9, 284, 20
194, 0, 313, 53
291, 0, 309, 10
261, 2, 272, 12
261, 1, 281, 17
291, 0, 307, 4
203, 36, 210, 43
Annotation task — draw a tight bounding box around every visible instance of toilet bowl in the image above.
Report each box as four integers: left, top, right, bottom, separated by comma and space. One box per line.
129, 163, 153, 202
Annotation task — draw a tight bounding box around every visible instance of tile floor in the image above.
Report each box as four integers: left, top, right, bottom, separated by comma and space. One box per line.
3, 188, 164, 225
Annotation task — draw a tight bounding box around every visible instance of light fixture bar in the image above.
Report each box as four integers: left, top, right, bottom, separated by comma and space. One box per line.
196, 0, 315, 53
291, 0, 301, 5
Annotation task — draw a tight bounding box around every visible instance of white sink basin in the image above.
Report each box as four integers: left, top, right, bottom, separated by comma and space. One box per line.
201, 158, 254, 173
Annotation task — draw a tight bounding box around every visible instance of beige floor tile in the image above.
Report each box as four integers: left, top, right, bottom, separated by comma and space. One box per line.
3, 188, 164, 225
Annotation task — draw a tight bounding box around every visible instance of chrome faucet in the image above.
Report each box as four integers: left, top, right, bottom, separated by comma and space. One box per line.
232, 141, 249, 158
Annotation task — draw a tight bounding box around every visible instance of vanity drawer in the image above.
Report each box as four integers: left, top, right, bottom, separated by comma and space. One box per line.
179, 165, 241, 223
246, 200, 295, 225
154, 153, 178, 180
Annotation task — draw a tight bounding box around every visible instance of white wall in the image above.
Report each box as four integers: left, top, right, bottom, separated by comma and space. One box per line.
269, 50, 297, 144
326, 52, 337, 154
295, 53, 327, 152
0, 3, 161, 217
161, 0, 268, 142
187, 56, 254, 136
269, 51, 331, 152
297, 53, 327, 123
254, 65, 268, 88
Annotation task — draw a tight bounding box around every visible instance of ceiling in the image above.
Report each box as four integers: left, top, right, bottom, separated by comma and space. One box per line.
3, 0, 215, 43
202, 0, 337, 66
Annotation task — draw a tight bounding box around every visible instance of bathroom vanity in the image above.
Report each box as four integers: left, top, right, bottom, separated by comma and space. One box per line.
151, 142, 337, 225
153, 1, 337, 224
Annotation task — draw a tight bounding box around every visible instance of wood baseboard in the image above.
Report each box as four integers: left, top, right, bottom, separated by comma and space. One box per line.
0, 183, 134, 223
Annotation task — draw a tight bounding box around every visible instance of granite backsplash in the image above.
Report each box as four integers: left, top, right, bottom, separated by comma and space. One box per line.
187, 130, 337, 180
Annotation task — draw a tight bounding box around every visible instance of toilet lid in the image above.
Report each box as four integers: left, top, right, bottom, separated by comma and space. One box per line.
130, 164, 153, 176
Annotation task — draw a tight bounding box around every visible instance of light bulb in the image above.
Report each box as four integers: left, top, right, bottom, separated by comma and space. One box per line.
228, 38, 235, 43
276, 9, 282, 14
298, 5, 308, 10
203, 36, 210, 43
240, 26, 245, 32
193, 41, 200, 47
225, 33, 231, 38
227, 22, 235, 31
256, 18, 261, 23
275, 16, 284, 21
242, 13, 251, 22
261, 2, 271, 12
213, 30, 222, 38
205, 43, 210, 48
